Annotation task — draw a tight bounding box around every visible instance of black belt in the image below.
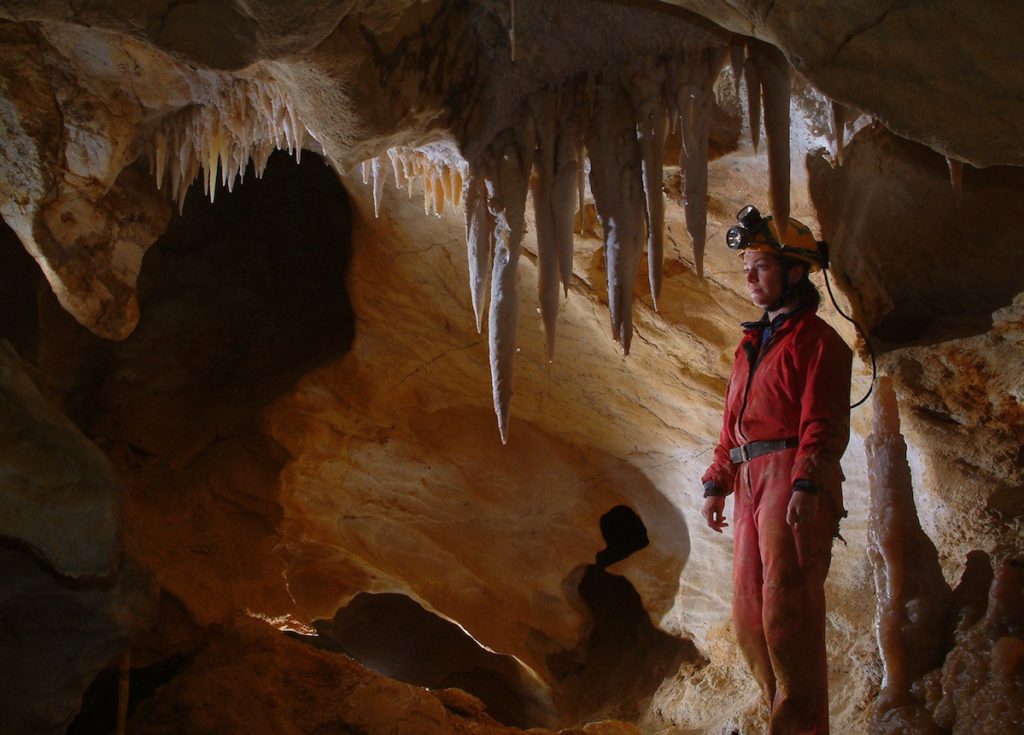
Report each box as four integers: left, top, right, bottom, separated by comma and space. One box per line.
729, 438, 798, 463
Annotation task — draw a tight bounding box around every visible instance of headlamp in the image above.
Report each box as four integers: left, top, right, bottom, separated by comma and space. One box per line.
725, 205, 778, 251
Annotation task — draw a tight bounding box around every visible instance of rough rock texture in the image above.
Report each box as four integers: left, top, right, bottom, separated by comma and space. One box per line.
0, 338, 158, 735
127, 614, 644, 735
661, 0, 1024, 166
0, 2, 1022, 735
810, 124, 1024, 351
0, 340, 119, 576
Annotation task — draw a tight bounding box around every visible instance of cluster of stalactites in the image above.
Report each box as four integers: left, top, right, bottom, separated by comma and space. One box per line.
147, 79, 307, 213
361, 39, 797, 442
360, 148, 467, 221
829, 90, 965, 206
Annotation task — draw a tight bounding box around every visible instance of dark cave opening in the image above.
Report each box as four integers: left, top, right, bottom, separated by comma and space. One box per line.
1, 148, 357, 441
3, 150, 359, 734
66, 655, 187, 735
595, 503, 650, 569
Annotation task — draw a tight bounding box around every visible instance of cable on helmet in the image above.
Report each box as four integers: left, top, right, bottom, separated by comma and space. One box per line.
726, 205, 877, 409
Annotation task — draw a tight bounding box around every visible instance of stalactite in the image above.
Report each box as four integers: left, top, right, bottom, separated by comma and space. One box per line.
423, 171, 433, 215
587, 77, 646, 354
675, 46, 726, 278
559, 81, 588, 295
749, 40, 791, 236
529, 92, 564, 362
464, 156, 495, 334
630, 63, 668, 308
371, 157, 385, 218
866, 377, 954, 722
830, 99, 847, 166
509, 0, 516, 62
574, 75, 594, 238
387, 148, 407, 190
433, 167, 446, 215
743, 43, 762, 155
149, 79, 310, 210
486, 124, 534, 443
947, 157, 964, 208
729, 35, 745, 98
342, 40, 794, 440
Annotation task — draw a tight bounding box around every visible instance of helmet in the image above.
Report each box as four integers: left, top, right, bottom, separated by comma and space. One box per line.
726, 206, 829, 272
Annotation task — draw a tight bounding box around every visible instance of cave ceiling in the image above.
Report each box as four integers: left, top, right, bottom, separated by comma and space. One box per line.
1, 2, 1023, 734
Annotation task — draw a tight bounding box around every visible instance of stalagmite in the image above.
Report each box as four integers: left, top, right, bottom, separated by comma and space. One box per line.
830, 99, 847, 166
486, 124, 534, 443
631, 63, 668, 307
947, 157, 964, 208
587, 77, 646, 354
676, 47, 725, 277
932, 562, 1024, 733
750, 40, 791, 236
866, 377, 954, 725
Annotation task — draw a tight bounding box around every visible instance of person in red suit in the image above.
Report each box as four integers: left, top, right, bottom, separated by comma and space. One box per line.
702, 206, 852, 735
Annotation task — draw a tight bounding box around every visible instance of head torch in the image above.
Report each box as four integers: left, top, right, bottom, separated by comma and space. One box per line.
725, 205, 777, 251
724, 205, 830, 270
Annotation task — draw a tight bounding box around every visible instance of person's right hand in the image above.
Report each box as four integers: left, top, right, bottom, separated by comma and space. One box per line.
702, 495, 728, 533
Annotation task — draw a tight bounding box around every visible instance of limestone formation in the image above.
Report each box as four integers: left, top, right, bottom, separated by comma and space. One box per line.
0, 340, 158, 735
0, 2, 1022, 734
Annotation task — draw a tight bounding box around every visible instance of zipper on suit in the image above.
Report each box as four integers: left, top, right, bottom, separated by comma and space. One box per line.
737, 334, 775, 443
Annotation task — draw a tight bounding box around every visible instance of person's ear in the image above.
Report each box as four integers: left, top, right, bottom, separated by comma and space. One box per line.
789, 262, 808, 281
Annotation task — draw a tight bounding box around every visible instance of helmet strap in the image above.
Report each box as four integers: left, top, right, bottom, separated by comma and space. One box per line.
767, 259, 803, 312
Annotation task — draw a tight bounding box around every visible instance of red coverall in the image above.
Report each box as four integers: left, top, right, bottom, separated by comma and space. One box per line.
702, 307, 852, 735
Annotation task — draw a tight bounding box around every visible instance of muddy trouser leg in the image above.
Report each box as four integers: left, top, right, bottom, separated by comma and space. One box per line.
759, 457, 833, 735
732, 464, 777, 706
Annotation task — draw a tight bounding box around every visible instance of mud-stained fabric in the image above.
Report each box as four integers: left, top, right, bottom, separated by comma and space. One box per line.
703, 307, 852, 734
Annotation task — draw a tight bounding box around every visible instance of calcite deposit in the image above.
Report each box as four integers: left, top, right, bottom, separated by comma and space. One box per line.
0, 2, 1022, 735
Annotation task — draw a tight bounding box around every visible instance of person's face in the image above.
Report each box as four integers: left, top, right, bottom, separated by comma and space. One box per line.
743, 251, 785, 308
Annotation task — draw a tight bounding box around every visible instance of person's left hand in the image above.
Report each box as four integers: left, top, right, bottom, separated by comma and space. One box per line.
786, 489, 818, 527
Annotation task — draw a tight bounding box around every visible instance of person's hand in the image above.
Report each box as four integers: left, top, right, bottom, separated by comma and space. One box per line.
786, 489, 819, 527
702, 495, 728, 533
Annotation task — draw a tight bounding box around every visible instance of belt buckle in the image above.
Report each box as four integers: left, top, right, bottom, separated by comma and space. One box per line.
740, 444, 750, 462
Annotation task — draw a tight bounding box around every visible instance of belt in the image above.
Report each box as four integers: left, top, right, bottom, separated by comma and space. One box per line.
729, 437, 798, 463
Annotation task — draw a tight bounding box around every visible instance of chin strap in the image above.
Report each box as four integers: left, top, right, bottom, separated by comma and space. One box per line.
766, 265, 795, 312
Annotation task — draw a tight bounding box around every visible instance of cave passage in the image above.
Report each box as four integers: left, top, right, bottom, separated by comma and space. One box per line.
3, 149, 358, 735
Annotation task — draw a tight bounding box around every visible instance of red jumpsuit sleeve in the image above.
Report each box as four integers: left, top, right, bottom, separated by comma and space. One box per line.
702, 362, 741, 495
791, 325, 853, 511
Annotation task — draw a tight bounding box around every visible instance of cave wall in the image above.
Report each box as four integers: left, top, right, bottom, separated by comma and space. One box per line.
0, 2, 1022, 734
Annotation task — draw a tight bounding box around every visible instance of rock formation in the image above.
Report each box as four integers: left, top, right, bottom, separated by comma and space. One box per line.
0, 2, 1022, 734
